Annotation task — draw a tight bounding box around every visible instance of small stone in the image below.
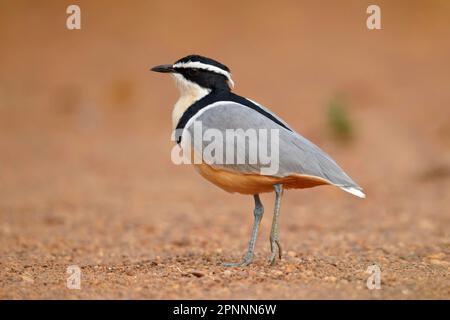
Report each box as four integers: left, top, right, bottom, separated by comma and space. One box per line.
429, 259, 449, 266
271, 270, 283, 276
324, 276, 337, 282
284, 264, 297, 272
304, 270, 314, 277
427, 253, 446, 260
190, 271, 205, 278
21, 274, 34, 283
223, 270, 232, 277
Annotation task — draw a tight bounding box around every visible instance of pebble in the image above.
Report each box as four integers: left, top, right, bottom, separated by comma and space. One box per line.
284, 265, 297, 272
426, 253, 446, 260
304, 270, 314, 277
223, 270, 232, 277
429, 259, 449, 266
190, 271, 205, 278
21, 274, 34, 283
271, 270, 283, 276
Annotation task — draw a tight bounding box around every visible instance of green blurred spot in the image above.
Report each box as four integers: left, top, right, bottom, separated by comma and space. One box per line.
327, 94, 354, 142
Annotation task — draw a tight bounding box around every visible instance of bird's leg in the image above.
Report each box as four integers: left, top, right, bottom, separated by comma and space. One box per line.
268, 183, 283, 265
223, 194, 264, 267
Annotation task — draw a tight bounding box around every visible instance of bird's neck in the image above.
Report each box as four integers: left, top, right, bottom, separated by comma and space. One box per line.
171, 74, 211, 129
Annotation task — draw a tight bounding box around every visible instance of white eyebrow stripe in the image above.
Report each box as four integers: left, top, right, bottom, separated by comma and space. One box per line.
173, 61, 235, 88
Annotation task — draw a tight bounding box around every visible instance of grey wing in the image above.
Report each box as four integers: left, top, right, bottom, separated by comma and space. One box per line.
185, 101, 364, 197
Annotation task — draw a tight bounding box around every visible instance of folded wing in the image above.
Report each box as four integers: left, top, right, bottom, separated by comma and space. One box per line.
183, 100, 365, 197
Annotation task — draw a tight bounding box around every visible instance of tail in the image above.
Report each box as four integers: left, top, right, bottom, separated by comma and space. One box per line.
340, 186, 366, 198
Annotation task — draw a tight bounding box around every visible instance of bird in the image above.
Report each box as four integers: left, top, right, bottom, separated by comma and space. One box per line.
151, 54, 365, 266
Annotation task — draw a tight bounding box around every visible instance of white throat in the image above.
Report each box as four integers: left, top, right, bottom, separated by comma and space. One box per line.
171, 73, 210, 129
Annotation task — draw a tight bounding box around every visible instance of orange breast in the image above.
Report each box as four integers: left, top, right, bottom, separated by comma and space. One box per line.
194, 162, 330, 195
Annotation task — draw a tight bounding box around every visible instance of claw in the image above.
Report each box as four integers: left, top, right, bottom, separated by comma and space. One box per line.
223, 253, 253, 267
276, 240, 283, 259
223, 260, 251, 267
268, 240, 283, 265
268, 253, 276, 266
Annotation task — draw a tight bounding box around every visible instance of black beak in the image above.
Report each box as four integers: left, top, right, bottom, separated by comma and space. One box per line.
150, 64, 175, 73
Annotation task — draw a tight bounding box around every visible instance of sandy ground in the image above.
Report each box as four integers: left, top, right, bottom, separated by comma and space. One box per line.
0, 1, 449, 299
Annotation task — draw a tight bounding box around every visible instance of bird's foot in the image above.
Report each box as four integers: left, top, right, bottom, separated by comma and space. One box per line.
223, 252, 254, 267
268, 239, 282, 266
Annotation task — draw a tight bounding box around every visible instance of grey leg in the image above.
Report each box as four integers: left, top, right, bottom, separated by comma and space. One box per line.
268, 184, 283, 265
223, 194, 264, 267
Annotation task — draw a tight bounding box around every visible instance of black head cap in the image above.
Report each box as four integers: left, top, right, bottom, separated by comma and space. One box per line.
174, 55, 231, 73
172, 55, 233, 92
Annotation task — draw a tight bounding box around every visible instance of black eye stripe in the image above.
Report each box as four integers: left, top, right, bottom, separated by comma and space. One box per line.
174, 67, 201, 74
174, 67, 231, 92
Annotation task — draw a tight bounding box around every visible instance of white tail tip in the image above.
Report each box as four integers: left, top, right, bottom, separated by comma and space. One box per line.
341, 186, 366, 198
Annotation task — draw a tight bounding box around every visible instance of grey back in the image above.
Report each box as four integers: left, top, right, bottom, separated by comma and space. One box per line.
184, 101, 362, 191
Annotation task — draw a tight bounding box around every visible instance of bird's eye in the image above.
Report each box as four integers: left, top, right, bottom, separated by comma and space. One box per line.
188, 68, 199, 76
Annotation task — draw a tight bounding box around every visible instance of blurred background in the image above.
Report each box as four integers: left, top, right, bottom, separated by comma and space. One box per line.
0, 1, 449, 299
